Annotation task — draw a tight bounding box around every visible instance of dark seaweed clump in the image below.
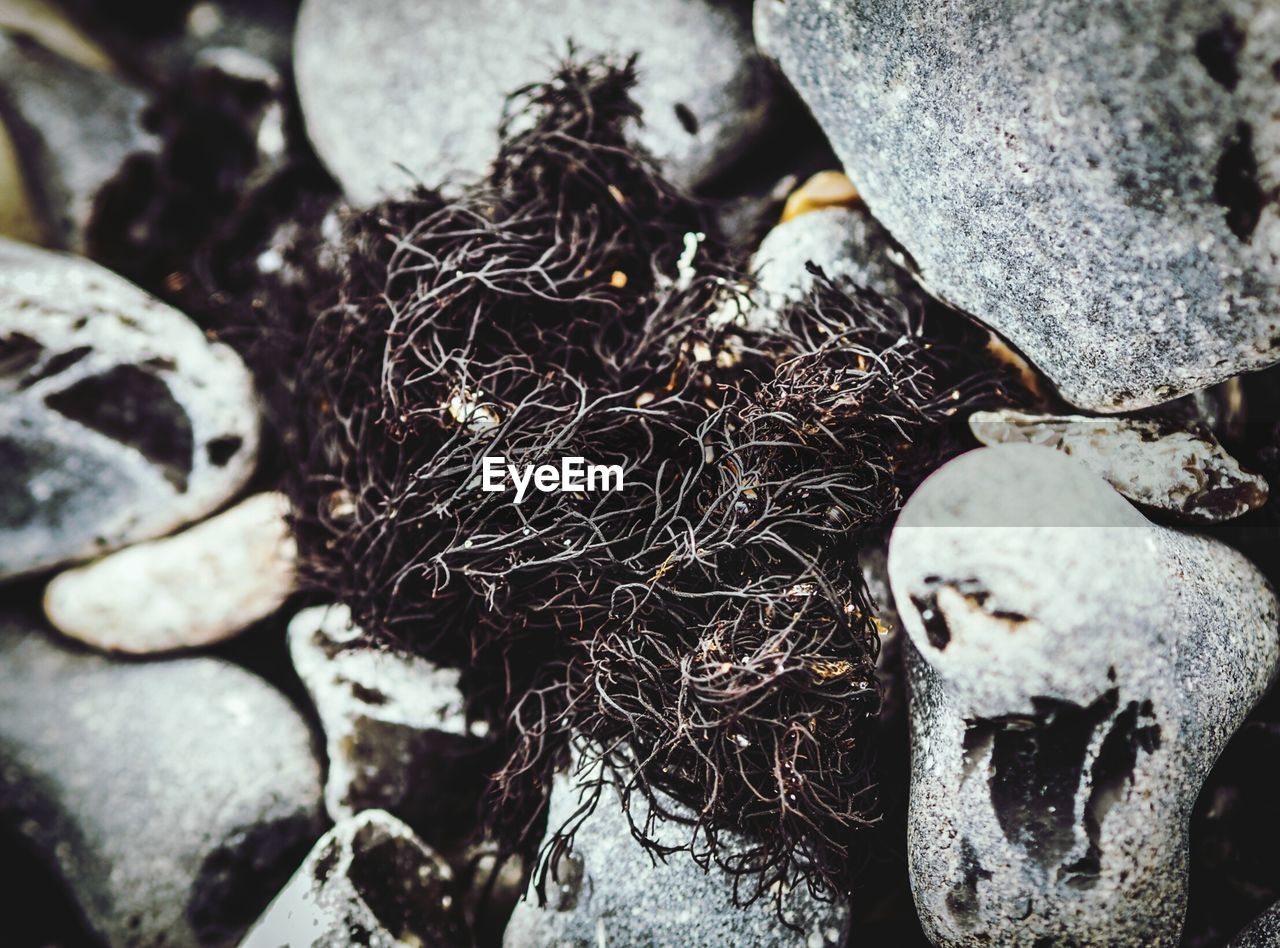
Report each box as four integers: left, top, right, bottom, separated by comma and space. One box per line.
286, 55, 1013, 908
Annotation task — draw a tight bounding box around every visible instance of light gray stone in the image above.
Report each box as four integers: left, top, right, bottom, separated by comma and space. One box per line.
0, 30, 154, 252
756, 0, 1280, 412
44, 492, 296, 654
503, 745, 848, 947
241, 809, 468, 948
0, 237, 259, 581
968, 408, 1268, 522
888, 444, 1280, 947
288, 604, 489, 846
0, 610, 325, 947
294, 0, 775, 203
1232, 902, 1280, 947
714, 205, 914, 333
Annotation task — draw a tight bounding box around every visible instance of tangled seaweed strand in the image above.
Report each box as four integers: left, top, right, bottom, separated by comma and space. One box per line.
288, 55, 1015, 908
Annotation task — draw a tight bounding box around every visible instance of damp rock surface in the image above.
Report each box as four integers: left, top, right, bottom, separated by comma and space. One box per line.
0, 30, 154, 251
240, 809, 468, 948
44, 492, 296, 653
503, 748, 849, 948
288, 604, 489, 846
0, 237, 259, 581
294, 0, 775, 203
888, 444, 1280, 947
756, 0, 1280, 411
968, 408, 1268, 522
0, 609, 325, 947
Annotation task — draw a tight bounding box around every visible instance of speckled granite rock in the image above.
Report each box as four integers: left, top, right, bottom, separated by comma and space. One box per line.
1232, 902, 1280, 947
0, 610, 325, 947
288, 604, 489, 845
0, 237, 259, 581
241, 809, 468, 948
756, 0, 1280, 411
714, 205, 914, 333
294, 0, 775, 202
968, 409, 1268, 522
504, 746, 848, 947
44, 493, 296, 653
888, 444, 1280, 947
0, 31, 153, 251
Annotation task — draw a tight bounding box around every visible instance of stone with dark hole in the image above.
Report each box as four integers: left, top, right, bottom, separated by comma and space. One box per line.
889, 444, 1279, 946
240, 810, 468, 948
0, 609, 324, 948
757, 0, 1280, 411
288, 604, 491, 848
503, 743, 849, 947
294, 0, 777, 202
0, 237, 258, 580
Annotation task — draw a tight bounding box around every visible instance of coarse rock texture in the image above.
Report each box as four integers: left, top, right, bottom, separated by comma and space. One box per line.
503, 747, 849, 947
0, 237, 259, 581
294, 0, 776, 203
240, 809, 468, 948
44, 492, 296, 654
0, 31, 153, 251
714, 205, 915, 333
1232, 902, 1280, 947
888, 444, 1280, 947
755, 0, 1280, 412
968, 408, 1268, 522
288, 604, 490, 845
0, 609, 325, 947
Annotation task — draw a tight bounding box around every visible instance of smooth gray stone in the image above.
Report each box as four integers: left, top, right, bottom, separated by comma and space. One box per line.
294, 0, 776, 203
888, 444, 1280, 947
0, 610, 325, 947
1232, 902, 1280, 947
288, 604, 489, 847
503, 745, 848, 947
968, 408, 1268, 522
0, 30, 153, 252
756, 0, 1280, 411
0, 237, 259, 581
714, 205, 915, 333
241, 809, 468, 948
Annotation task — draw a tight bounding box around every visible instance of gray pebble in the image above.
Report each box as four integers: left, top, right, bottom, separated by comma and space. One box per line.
714, 206, 915, 333
503, 744, 848, 947
0, 609, 325, 946
1232, 902, 1280, 947
294, 0, 776, 203
0, 237, 260, 581
756, 0, 1280, 411
288, 604, 489, 847
888, 444, 1279, 946
0, 30, 154, 252
968, 408, 1268, 522
241, 809, 468, 948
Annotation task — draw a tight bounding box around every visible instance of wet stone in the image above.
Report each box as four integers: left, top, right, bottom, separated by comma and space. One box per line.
0, 237, 259, 581
240, 809, 469, 948
288, 604, 490, 847
756, 0, 1280, 411
1231, 902, 1280, 947
968, 408, 1268, 522
503, 745, 849, 947
888, 444, 1280, 947
294, 0, 777, 202
0, 609, 325, 947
